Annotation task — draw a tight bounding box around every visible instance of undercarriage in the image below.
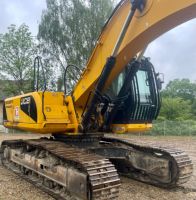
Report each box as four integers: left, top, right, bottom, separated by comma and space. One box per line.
0, 135, 193, 200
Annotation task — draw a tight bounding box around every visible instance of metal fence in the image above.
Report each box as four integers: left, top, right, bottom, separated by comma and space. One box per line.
148, 120, 196, 136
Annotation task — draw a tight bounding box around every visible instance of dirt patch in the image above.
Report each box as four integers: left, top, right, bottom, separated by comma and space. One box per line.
0, 133, 195, 200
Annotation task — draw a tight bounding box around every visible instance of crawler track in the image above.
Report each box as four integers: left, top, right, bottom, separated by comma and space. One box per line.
1, 139, 121, 200
101, 137, 193, 188
0, 136, 193, 200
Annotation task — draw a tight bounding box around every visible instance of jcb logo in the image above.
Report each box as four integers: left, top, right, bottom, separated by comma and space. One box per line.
21, 97, 31, 105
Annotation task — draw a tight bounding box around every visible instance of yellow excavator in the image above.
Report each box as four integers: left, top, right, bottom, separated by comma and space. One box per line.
1, 0, 195, 199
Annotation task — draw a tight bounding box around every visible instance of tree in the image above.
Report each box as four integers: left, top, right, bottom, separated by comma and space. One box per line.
161, 79, 196, 118
159, 97, 193, 120
191, 99, 196, 116
0, 24, 37, 96
162, 79, 196, 103
38, 0, 114, 77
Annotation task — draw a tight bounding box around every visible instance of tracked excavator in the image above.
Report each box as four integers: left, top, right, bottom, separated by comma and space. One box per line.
1, 0, 195, 199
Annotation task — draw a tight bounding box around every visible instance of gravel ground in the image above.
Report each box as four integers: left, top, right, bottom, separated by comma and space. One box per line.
0, 134, 53, 200
0, 133, 195, 200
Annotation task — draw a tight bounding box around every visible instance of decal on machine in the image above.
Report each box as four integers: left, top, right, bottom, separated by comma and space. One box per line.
20, 96, 37, 122
14, 106, 19, 120
21, 97, 31, 105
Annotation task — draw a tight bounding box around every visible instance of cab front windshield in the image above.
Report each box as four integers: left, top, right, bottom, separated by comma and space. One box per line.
105, 68, 151, 104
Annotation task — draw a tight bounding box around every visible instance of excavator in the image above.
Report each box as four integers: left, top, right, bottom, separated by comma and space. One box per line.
1, 0, 195, 199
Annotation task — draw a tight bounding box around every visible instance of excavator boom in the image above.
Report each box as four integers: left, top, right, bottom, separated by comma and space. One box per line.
73, 0, 196, 106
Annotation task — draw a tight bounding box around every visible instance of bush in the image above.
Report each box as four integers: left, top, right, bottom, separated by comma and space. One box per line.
147, 120, 196, 136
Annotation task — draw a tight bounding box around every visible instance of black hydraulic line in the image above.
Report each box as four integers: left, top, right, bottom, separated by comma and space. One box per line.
112, 0, 146, 57
82, 0, 146, 133
33, 56, 47, 120
39, 57, 47, 92
64, 64, 82, 95
33, 56, 47, 92
33, 57, 39, 91
39, 57, 47, 120
82, 56, 116, 132
37, 58, 40, 91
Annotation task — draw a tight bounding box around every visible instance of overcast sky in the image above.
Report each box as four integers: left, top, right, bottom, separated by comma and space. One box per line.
0, 0, 195, 85
0, 0, 46, 35
146, 19, 196, 85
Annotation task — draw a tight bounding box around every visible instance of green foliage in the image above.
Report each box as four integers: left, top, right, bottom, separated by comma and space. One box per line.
162, 79, 196, 103
160, 79, 196, 120
191, 99, 196, 116
38, 0, 114, 69
0, 24, 37, 96
148, 120, 196, 136
159, 97, 193, 120
38, 0, 114, 91
153, 79, 196, 136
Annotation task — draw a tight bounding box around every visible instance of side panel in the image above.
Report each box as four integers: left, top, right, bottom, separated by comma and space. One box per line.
4, 94, 41, 125
3, 92, 78, 134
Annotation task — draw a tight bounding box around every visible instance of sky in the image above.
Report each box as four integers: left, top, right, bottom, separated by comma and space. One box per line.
0, 0, 195, 86
0, 0, 46, 35
145, 19, 196, 85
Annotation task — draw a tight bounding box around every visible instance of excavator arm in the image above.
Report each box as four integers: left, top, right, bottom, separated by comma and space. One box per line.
74, 0, 196, 103
73, 0, 196, 132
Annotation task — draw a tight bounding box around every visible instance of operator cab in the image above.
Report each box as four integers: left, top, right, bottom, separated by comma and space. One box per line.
104, 57, 163, 127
